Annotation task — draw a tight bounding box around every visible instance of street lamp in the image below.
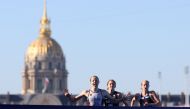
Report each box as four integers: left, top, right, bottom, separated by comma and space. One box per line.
185, 66, 189, 107
158, 72, 162, 104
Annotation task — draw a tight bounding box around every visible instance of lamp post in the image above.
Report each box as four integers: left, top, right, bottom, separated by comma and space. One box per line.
185, 66, 189, 107
158, 72, 162, 104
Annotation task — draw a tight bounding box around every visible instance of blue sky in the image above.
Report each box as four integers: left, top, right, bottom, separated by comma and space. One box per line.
0, 0, 190, 95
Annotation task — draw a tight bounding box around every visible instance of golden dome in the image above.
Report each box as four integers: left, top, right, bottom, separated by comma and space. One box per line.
22, 0, 68, 95
25, 37, 63, 62
25, 0, 63, 62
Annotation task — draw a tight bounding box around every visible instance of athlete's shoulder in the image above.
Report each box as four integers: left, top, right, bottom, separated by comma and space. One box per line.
133, 93, 141, 98
135, 93, 141, 96
98, 89, 107, 93
99, 88, 106, 92
149, 90, 157, 95
99, 89, 109, 96
114, 91, 122, 95
149, 90, 156, 93
114, 91, 119, 93
132, 93, 141, 100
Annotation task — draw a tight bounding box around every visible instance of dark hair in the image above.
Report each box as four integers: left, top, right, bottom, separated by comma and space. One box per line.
107, 79, 116, 90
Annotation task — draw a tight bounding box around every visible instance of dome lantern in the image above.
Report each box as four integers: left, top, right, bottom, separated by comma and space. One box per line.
39, 0, 51, 38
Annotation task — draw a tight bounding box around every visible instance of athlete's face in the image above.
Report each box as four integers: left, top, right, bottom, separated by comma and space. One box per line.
141, 80, 149, 91
90, 76, 99, 87
107, 80, 116, 90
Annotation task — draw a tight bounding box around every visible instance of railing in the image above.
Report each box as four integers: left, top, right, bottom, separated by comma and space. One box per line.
0, 105, 188, 109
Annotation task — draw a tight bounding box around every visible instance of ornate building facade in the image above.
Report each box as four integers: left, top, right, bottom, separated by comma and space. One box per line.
21, 0, 68, 95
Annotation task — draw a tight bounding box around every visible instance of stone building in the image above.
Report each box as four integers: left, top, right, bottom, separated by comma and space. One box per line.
3, 0, 71, 105
22, 0, 68, 95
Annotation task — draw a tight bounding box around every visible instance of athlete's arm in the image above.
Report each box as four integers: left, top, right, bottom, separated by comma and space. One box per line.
122, 94, 129, 106
115, 92, 129, 106
103, 90, 123, 103
130, 97, 136, 107
130, 93, 140, 107
64, 89, 87, 102
74, 90, 88, 101
147, 91, 161, 106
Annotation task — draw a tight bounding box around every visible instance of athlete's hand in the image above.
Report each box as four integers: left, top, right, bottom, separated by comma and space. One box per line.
64, 89, 70, 97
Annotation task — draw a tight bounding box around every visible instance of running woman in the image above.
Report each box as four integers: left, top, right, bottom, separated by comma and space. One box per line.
103, 79, 128, 106
64, 75, 123, 106
130, 80, 161, 107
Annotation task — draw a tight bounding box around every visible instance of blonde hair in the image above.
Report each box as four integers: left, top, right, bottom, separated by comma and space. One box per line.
90, 75, 99, 82
141, 80, 150, 89
141, 80, 149, 85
